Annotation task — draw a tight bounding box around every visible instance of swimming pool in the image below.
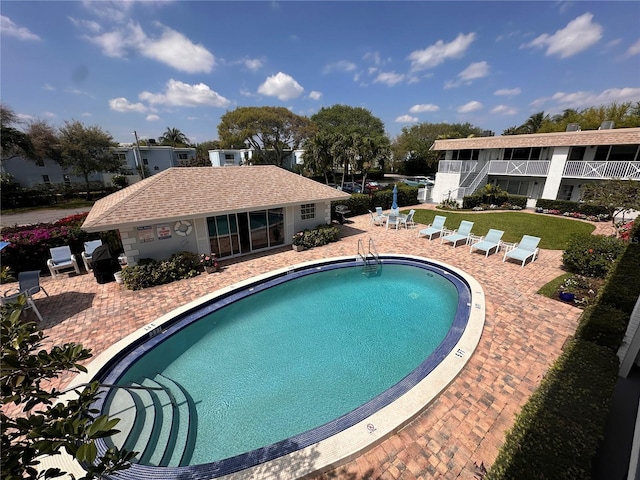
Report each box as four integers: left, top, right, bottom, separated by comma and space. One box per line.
83, 255, 484, 479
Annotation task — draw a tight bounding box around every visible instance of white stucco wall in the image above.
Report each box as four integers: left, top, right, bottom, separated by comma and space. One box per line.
541, 146, 569, 199
432, 172, 462, 204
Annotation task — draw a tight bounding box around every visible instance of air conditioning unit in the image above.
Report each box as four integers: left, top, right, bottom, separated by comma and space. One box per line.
599, 121, 615, 130
148, 138, 157, 144
566, 123, 581, 132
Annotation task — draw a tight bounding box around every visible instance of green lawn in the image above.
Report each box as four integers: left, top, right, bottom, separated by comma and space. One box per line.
1, 199, 94, 216
408, 209, 595, 250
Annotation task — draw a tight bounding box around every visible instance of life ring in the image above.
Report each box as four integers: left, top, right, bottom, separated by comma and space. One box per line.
174, 220, 192, 236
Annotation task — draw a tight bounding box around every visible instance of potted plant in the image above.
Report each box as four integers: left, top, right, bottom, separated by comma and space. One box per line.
200, 253, 219, 273
558, 275, 580, 302
292, 231, 305, 252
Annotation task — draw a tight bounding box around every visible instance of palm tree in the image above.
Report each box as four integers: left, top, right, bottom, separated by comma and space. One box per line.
520, 112, 548, 134
159, 127, 190, 147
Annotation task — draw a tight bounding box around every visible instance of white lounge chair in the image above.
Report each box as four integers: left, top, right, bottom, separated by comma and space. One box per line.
369, 210, 385, 226
418, 215, 447, 240
398, 209, 416, 229
503, 235, 541, 267
81, 240, 103, 271
47, 246, 80, 278
469, 229, 504, 257
386, 214, 401, 230
441, 220, 475, 248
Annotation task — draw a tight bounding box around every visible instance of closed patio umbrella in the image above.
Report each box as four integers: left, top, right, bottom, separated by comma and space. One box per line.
392, 184, 398, 210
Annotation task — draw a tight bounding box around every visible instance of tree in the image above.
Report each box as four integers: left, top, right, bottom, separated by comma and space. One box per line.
391, 122, 484, 174
188, 140, 221, 167
217, 107, 315, 167
581, 180, 640, 224
158, 127, 190, 147
57, 121, 120, 199
1, 104, 35, 164
26, 120, 61, 163
521, 111, 548, 134
310, 104, 385, 137
301, 132, 335, 183
1, 300, 134, 479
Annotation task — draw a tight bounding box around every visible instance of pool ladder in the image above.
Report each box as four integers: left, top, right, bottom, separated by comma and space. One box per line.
358, 238, 381, 275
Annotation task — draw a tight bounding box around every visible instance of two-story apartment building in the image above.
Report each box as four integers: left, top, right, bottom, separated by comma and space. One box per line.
2, 144, 196, 188
430, 126, 640, 206
209, 149, 304, 168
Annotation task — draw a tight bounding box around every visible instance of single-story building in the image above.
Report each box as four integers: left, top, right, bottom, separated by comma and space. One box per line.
81, 166, 350, 265
429, 126, 640, 205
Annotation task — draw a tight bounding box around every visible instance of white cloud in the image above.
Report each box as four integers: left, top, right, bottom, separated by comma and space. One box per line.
457, 101, 483, 113
373, 71, 405, 86
42, 112, 56, 118
628, 39, 640, 56
491, 105, 518, 115
140, 25, 215, 73
85, 21, 215, 73
68, 16, 102, 34
146, 114, 160, 121
81, 0, 134, 24
81, 112, 92, 117
524, 13, 602, 58
395, 115, 419, 123
363, 51, 389, 66
243, 58, 263, 71
409, 104, 440, 113
408, 32, 476, 72
494, 88, 522, 96
445, 61, 489, 88
258, 72, 304, 101
309, 91, 322, 100
43, 84, 56, 91
322, 60, 357, 74
553, 87, 640, 108
139, 79, 231, 108
1, 15, 40, 40
109, 97, 147, 113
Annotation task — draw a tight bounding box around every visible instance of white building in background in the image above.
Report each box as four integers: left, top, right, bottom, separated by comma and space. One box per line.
429, 126, 640, 206
2, 144, 196, 188
209, 149, 305, 169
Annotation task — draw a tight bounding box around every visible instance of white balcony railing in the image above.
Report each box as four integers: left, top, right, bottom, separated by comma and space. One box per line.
564, 161, 640, 179
437, 160, 478, 174
487, 160, 550, 176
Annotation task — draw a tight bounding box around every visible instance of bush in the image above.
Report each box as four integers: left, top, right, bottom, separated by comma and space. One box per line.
535, 199, 609, 217
574, 304, 629, 351
293, 224, 340, 250
597, 237, 640, 314
562, 234, 625, 278
485, 339, 619, 480
121, 251, 200, 290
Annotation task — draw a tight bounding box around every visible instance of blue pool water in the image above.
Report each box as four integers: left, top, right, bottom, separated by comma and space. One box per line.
95, 257, 471, 478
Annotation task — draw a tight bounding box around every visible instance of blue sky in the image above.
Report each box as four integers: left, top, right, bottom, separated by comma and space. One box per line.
2, 1, 639, 145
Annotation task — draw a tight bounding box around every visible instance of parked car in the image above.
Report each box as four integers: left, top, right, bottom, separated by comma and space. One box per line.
339, 182, 363, 194
403, 176, 434, 187
364, 181, 380, 192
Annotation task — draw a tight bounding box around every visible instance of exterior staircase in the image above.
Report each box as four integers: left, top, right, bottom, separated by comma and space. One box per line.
102, 373, 197, 467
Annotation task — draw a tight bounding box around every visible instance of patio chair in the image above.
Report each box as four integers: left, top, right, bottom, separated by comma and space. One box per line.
81, 240, 103, 271
398, 209, 416, 229
386, 214, 401, 230
418, 215, 447, 240
368, 210, 385, 226
375, 206, 384, 217
469, 229, 505, 257
441, 220, 475, 248
502, 235, 541, 267
2, 272, 47, 322
47, 246, 80, 278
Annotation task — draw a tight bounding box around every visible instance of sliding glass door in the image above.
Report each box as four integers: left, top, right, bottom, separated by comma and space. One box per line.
207, 208, 284, 258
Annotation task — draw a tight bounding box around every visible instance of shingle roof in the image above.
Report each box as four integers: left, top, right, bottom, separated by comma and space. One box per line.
82, 166, 351, 231
431, 127, 640, 151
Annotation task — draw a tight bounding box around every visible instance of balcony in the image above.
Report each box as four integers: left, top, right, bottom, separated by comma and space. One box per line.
563, 161, 640, 179
488, 160, 550, 176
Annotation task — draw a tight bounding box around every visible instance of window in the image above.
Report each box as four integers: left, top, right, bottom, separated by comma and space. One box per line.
42, 175, 50, 185
178, 153, 188, 160
35, 158, 45, 167
142, 158, 149, 165
608, 145, 639, 161
63, 175, 71, 185
594, 146, 610, 161
451, 149, 479, 160
301, 203, 315, 220
569, 146, 586, 161
224, 154, 235, 160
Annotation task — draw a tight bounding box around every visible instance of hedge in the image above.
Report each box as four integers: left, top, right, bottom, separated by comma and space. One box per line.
485, 339, 619, 480
462, 194, 527, 210
332, 184, 420, 217
562, 234, 626, 278
535, 199, 609, 217
121, 252, 200, 290
486, 217, 639, 479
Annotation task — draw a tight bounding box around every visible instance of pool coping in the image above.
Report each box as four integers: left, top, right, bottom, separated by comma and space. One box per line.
42, 254, 485, 479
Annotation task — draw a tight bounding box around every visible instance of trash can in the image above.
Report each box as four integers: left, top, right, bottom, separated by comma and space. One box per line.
92, 245, 121, 284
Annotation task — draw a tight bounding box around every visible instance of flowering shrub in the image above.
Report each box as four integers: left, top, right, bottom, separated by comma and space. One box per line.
199, 253, 218, 268
557, 274, 601, 307
617, 221, 635, 241
293, 225, 339, 249
121, 251, 200, 290
562, 233, 626, 278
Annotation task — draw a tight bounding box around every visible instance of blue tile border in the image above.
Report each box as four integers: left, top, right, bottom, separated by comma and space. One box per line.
93, 255, 472, 479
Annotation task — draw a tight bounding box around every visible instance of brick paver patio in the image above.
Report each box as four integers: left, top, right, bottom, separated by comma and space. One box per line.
13, 204, 614, 479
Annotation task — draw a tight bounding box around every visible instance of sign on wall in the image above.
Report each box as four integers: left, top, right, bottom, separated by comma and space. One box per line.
137, 226, 154, 243
156, 224, 172, 240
